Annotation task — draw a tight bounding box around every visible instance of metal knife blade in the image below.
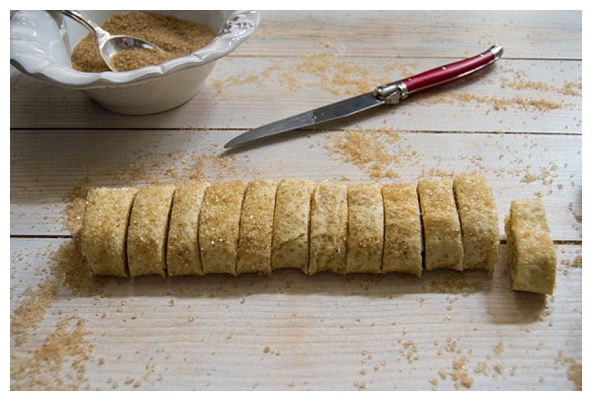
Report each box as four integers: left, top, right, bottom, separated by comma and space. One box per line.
224, 44, 503, 149
224, 92, 383, 149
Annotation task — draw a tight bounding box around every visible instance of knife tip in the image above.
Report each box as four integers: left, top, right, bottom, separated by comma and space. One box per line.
224, 135, 252, 149
223, 140, 237, 149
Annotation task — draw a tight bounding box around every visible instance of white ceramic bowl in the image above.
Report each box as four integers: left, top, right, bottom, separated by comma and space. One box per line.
10, 10, 260, 115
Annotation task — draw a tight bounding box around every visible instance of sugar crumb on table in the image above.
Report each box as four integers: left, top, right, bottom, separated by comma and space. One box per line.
10, 316, 94, 390
322, 128, 419, 180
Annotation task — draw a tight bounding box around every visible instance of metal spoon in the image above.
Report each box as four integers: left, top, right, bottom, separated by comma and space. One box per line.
61, 10, 164, 72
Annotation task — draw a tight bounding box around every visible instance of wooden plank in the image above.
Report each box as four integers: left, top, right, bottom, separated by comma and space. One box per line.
10, 129, 581, 241
10, 237, 582, 390
235, 11, 582, 60
10, 58, 581, 133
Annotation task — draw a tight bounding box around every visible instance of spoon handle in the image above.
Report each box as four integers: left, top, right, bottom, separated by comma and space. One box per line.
61, 10, 108, 40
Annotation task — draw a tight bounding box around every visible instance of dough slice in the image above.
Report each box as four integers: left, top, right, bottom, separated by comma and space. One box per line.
237, 179, 278, 275
166, 181, 210, 276
382, 183, 423, 276
270, 178, 315, 272
417, 178, 463, 271
81, 187, 137, 277
127, 184, 175, 277
346, 183, 384, 274
309, 181, 348, 275
199, 180, 248, 275
505, 198, 556, 295
453, 175, 499, 273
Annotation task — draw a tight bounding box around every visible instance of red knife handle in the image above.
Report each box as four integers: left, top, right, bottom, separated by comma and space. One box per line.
403, 45, 503, 94
375, 45, 502, 104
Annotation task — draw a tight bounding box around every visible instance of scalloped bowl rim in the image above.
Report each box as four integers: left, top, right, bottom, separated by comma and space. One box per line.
10, 10, 261, 89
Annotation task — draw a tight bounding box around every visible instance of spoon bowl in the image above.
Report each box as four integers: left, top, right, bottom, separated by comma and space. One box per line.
61, 10, 163, 71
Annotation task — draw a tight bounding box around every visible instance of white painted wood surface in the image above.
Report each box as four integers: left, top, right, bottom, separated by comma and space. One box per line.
10, 11, 582, 390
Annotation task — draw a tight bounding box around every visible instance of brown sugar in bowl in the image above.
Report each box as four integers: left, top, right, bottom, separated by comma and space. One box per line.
10, 10, 260, 115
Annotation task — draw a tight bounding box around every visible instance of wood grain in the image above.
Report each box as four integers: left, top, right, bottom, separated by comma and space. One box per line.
10, 10, 581, 390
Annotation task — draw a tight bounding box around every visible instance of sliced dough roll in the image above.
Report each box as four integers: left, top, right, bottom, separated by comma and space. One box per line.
382, 183, 423, 276
127, 184, 175, 277
417, 178, 463, 271
453, 175, 499, 273
199, 180, 248, 275
505, 198, 556, 295
81, 187, 137, 277
346, 183, 384, 274
166, 181, 210, 276
237, 179, 278, 275
309, 181, 348, 275
270, 178, 315, 272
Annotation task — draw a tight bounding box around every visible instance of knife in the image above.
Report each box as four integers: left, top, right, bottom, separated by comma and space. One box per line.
224, 45, 503, 149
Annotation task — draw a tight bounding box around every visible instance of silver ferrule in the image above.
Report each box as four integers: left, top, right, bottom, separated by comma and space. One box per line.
374, 81, 409, 104
489, 44, 504, 60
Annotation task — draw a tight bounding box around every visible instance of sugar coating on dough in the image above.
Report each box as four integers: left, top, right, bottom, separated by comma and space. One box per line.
418, 178, 463, 271
81, 187, 137, 277
199, 180, 248, 275
127, 184, 175, 277
81, 176, 504, 280
309, 181, 348, 274
270, 178, 315, 272
453, 175, 499, 273
505, 198, 556, 295
382, 183, 423, 276
166, 181, 210, 276
346, 183, 384, 274
237, 179, 278, 275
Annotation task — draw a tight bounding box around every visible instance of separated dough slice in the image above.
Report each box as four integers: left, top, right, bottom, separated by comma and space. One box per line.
199, 180, 248, 275
346, 183, 384, 274
309, 180, 348, 274
81, 187, 137, 277
505, 198, 556, 295
166, 181, 210, 276
417, 178, 463, 271
382, 183, 423, 276
453, 175, 499, 273
270, 178, 315, 272
237, 179, 278, 275
127, 184, 175, 277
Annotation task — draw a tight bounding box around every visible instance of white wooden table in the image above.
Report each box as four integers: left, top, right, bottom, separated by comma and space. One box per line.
10, 11, 582, 390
